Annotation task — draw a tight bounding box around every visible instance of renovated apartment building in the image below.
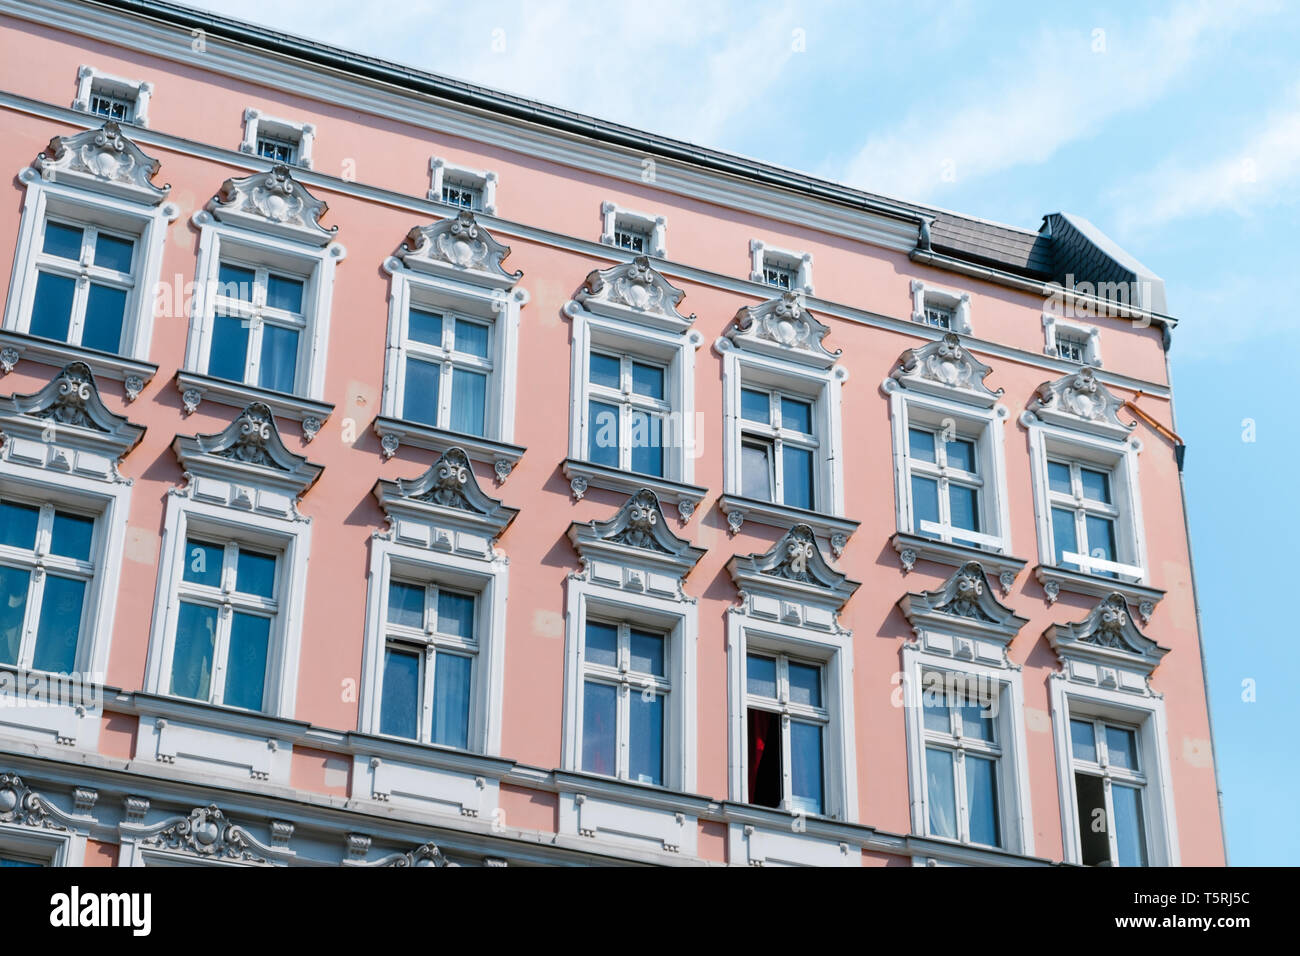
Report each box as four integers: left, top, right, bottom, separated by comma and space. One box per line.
0, 0, 1224, 866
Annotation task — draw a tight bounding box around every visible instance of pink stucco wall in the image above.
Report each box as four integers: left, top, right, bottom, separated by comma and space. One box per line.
0, 11, 1222, 866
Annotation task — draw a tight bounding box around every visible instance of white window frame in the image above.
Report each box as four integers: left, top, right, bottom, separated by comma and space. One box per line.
1028, 426, 1147, 583
186, 215, 342, 404
726, 616, 856, 821
429, 157, 498, 216
143, 495, 311, 718
240, 109, 315, 168
736, 382, 820, 509
73, 65, 152, 126
360, 539, 508, 754
910, 279, 972, 334
562, 576, 696, 793
599, 201, 667, 258
748, 239, 813, 293
0, 822, 80, 866
901, 653, 1034, 854
1049, 680, 1179, 866
1043, 313, 1102, 366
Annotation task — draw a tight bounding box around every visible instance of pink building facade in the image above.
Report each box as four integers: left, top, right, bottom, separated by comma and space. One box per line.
0, 0, 1224, 867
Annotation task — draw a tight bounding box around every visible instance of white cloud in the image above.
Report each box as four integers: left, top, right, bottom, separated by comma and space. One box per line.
833, 0, 1276, 202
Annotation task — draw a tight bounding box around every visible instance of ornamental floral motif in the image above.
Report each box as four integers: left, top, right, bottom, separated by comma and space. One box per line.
140, 804, 267, 863
889, 332, 1002, 402
35, 121, 169, 202
412, 447, 474, 510
574, 256, 693, 326
211, 165, 334, 243
380, 842, 449, 867
1028, 367, 1131, 430
0, 773, 65, 831
608, 489, 668, 553
401, 211, 520, 279
215, 403, 280, 468
726, 291, 839, 366
937, 563, 995, 622
39, 363, 105, 432
766, 526, 818, 583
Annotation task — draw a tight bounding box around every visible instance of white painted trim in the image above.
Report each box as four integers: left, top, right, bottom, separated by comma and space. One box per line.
73, 64, 152, 126
599, 201, 667, 257
748, 238, 813, 294
910, 279, 972, 334
1048, 675, 1180, 866
429, 157, 498, 216
1042, 312, 1102, 366
0, 820, 81, 866
240, 107, 315, 168
142, 491, 312, 719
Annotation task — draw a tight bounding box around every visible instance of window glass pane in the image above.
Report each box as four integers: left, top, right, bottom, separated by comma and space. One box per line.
782, 445, 814, 510
402, 358, 441, 426
450, 368, 487, 436
170, 601, 217, 701
235, 549, 276, 599
948, 484, 980, 533
581, 681, 617, 776
408, 308, 443, 347
946, 438, 977, 473
908, 427, 936, 463
1070, 718, 1097, 762
587, 400, 620, 467
432, 651, 471, 749
1075, 772, 1110, 865
50, 512, 94, 561
788, 661, 821, 708
42, 222, 83, 260
631, 362, 664, 400
961, 700, 995, 742
453, 318, 490, 359
29, 272, 76, 342
747, 708, 782, 807
0, 858, 40, 867
1047, 461, 1073, 494
1105, 725, 1139, 771
740, 440, 773, 501
740, 388, 770, 424
1085, 515, 1118, 571
436, 590, 475, 640
745, 654, 777, 699
584, 621, 618, 668
209, 314, 250, 383
629, 629, 664, 676
224, 612, 270, 711
0, 566, 31, 666
922, 692, 951, 734
1111, 784, 1149, 867
780, 397, 813, 434
81, 284, 127, 353
182, 540, 224, 588
1081, 468, 1111, 504
589, 352, 621, 390
386, 581, 425, 629
925, 746, 958, 839
216, 263, 255, 301
912, 475, 940, 537
265, 274, 304, 314
380, 647, 419, 739
0, 501, 40, 550
94, 234, 135, 273
790, 721, 823, 814
1051, 507, 1079, 567
629, 410, 663, 477
31, 575, 85, 673
966, 755, 1002, 847
258, 324, 299, 393
629, 691, 663, 785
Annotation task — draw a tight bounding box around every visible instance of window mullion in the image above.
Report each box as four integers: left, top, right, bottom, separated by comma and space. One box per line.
420, 645, 436, 744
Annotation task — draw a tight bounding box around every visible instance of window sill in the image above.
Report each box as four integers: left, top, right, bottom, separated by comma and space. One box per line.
890, 531, 1026, 593
718, 493, 859, 558
562, 458, 706, 522
175, 370, 334, 442
0, 330, 157, 401
1034, 564, 1163, 624
374, 415, 526, 482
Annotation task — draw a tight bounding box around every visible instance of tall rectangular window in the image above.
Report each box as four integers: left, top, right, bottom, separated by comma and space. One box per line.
920, 674, 1002, 847
1070, 716, 1149, 866
397, 307, 494, 438
745, 652, 827, 814
905, 424, 986, 545
586, 351, 668, 477
1047, 459, 1122, 577
0, 498, 95, 674
27, 219, 136, 355
738, 386, 817, 510
579, 620, 669, 785
169, 538, 279, 711
378, 579, 477, 749
208, 261, 308, 395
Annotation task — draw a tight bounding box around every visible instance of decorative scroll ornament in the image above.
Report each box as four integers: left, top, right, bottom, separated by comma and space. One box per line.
608, 489, 667, 552
210, 164, 335, 245
379, 842, 450, 867
767, 524, 820, 583
572, 256, 695, 329
140, 805, 267, 863
411, 446, 475, 510
34, 121, 170, 204
400, 211, 521, 281
887, 332, 1002, 407
213, 403, 282, 468
0, 773, 66, 831
725, 291, 840, 368
938, 563, 995, 621
1026, 367, 1133, 435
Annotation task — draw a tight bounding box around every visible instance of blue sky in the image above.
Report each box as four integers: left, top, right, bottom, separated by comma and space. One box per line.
194, 0, 1298, 864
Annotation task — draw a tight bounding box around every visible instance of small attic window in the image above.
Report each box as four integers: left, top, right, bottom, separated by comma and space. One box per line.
241, 109, 315, 169
73, 66, 152, 126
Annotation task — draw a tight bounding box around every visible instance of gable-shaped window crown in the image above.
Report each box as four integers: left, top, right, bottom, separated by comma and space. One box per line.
74, 66, 153, 126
